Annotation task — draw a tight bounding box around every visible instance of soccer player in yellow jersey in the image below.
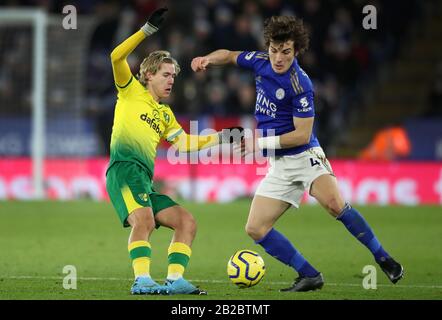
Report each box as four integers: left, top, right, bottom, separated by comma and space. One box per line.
106, 8, 242, 295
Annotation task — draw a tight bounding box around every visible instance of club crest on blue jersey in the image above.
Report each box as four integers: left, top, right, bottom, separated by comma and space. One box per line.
276, 88, 285, 100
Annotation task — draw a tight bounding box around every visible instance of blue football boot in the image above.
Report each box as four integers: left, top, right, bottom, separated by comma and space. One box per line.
163, 278, 207, 295
130, 276, 164, 295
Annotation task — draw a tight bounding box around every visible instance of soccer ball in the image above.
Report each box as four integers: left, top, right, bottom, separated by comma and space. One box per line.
227, 249, 266, 288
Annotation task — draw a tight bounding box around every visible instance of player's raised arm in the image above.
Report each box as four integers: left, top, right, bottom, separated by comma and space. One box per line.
191, 50, 242, 72
110, 7, 168, 87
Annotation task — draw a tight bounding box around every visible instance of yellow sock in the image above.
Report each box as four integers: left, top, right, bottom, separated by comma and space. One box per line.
128, 240, 151, 278
167, 242, 192, 280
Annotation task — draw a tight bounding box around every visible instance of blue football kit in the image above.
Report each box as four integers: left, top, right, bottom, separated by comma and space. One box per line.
237, 50, 400, 287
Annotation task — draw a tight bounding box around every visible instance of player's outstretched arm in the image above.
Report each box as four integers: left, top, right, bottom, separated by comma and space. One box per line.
191, 50, 242, 72
110, 7, 168, 87
171, 127, 244, 152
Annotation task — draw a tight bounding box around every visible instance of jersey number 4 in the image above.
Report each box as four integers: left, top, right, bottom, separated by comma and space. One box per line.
310, 158, 320, 167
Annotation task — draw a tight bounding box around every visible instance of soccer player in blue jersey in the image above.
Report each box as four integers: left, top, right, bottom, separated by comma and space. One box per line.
192, 15, 404, 292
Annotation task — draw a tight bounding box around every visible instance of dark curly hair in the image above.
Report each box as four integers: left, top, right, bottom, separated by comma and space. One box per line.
263, 16, 310, 55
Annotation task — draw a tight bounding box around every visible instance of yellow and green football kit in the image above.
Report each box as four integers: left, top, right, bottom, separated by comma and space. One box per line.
105, 29, 219, 281
105, 75, 183, 227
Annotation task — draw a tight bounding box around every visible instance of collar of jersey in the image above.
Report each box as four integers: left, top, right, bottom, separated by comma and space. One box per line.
142, 87, 168, 110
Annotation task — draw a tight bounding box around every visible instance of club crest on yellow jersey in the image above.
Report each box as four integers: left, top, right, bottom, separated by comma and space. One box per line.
163, 111, 170, 123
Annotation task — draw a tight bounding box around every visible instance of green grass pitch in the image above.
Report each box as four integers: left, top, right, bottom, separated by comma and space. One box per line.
0, 200, 441, 300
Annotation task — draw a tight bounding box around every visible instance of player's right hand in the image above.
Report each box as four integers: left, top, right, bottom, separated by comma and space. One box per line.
191, 57, 210, 72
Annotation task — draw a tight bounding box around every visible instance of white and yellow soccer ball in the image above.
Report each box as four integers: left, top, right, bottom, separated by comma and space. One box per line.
227, 249, 266, 288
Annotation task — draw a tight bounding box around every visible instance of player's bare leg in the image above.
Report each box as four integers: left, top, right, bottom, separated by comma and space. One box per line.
128, 207, 156, 243
309, 174, 345, 217
127, 208, 163, 294
247, 195, 324, 292
155, 205, 197, 245
155, 206, 207, 295
310, 174, 404, 283
246, 195, 290, 241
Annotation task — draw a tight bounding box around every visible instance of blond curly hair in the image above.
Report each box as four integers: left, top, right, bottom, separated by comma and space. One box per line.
137, 50, 181, 86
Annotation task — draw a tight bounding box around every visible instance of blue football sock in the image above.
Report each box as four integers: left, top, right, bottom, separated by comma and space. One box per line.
256, 228, 319, 277
337, 203, 390, 262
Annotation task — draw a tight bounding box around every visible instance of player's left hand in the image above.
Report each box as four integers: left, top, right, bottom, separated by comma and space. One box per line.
148, 7, 168, 28
233, 136, 257, 158
141, 7, 168, 35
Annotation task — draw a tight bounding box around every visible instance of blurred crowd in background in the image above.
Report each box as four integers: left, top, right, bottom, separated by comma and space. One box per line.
1, 0, 439, 157
84, 0, 422, 153
427, 61, 442, 117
